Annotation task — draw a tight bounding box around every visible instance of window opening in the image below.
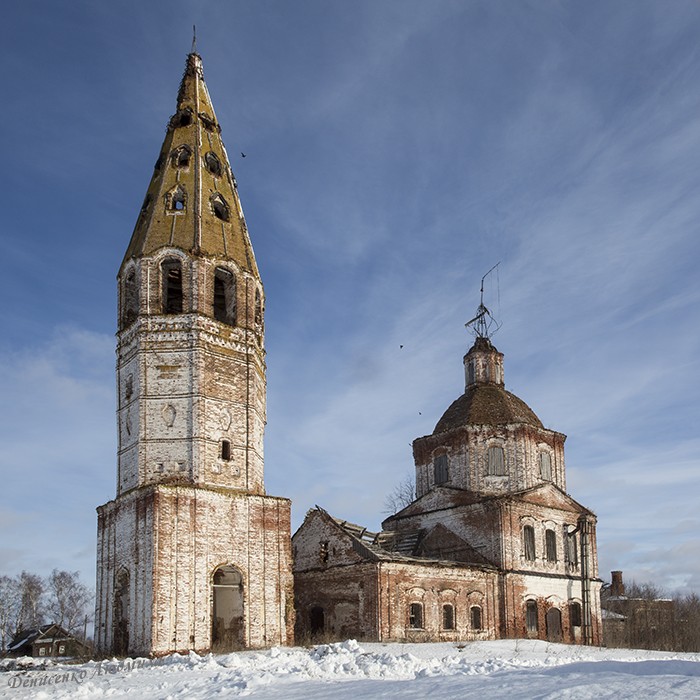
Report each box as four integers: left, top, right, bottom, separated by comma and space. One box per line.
309, 606, 324, 635
408, 603, 423, 629
167, 186, 186, 212
205, 151, 223, 176
122, 270, 139, 327
199, 112, 217, 132
254, 289, 263, 327
569, 602, 582, 627
470, 606, 482, 630
442, 604, 455, 630
526, 600, 538, 633
319, 541, 329, 564
113, 569, 130, 656
566, 531, 578, 568
467, 360, 475, 384
212, 565, 244, 652
487, 446, 505, 476
545, 529, 557, 562
523, 525, 536, 561
161, 259, 183, 314
171, 145, 192, 168
540, 452, 552, 480
434, 454, 448, 485
211, 194, 230, 222
170, 108, 193, 128
546, 607, 563, 642
213, 267, 236, 325
221, 440, 231, 461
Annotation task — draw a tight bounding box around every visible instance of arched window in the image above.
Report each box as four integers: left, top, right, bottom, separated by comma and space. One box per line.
408, 603, 423, 629
442, 604, 455, 630
433, 454, 448, 485
161, 258, 183, 314
523, 525, 536, 561
113, 569, 130, 656
169, 108, 193, 128
526, 600, 538, 633
122, 269, 138, 327
171, 144, 192, 168
212, 565, 244, 652
167, 185, 186, 212
199, 112, 217, 132
205, 151, 223, 177
539, 452, 552, 480
211, 194, 230, 222
487, 446, 505, 476
213, 268, 236, 325
545, 529, 557, 562
470, 606, 482, 630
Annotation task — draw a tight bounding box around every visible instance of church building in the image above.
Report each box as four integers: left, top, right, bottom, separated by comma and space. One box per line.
293, 333, 603, 645
95, 50, 602, 655
94, 52, 294, 656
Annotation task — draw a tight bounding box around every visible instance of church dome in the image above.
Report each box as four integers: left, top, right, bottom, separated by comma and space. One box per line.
434, 384, 543, 433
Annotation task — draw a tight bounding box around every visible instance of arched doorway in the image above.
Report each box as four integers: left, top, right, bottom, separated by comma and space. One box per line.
309, 606, 325, 637
546, 607, 563, 642
113, 569, 130, 656
212, 565, 245, 652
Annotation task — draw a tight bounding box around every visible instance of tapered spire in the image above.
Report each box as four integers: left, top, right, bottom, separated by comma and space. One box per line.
122, 53, 258, 277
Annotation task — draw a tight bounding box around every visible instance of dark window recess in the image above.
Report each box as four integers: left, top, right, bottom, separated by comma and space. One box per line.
526, 600, 538, 632
319, 541, 329, 564
211, 194, 230, 222
487, 446, 505, 475
171, 145, 192, 168
434, 454, 449, 485
161, 259, 183, 314
309, 607, 324, 634
523, 525, 536, 561
213, 268, 236, 325
254, 289, 263, 327
205, 151, 223, 176
221, 440, 231, 461
122, 270, 139, 327
470, 606, 482, 630
545, 529, 557, 562
570, 602, 582, 627
409, 603, 423, 629
170, 108, 193, 128
442, 604, 455, 630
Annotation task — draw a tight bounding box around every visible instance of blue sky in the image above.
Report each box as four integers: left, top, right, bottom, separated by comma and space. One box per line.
1, 0, 699, 598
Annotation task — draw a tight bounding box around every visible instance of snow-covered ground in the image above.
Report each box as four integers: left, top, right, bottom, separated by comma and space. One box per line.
3, 639, 700, 699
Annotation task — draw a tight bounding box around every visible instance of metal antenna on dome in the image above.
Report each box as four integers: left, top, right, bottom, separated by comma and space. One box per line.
465, 262, 502, 339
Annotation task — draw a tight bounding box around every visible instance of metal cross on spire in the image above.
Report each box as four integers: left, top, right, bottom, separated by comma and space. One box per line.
192, 25, 197, 54
465, 262, 502, 339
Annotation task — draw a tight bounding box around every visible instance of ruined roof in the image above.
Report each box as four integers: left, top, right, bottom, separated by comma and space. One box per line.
329, 511, 495, 569
121, 53, 258, 277
434, 384, 543, 433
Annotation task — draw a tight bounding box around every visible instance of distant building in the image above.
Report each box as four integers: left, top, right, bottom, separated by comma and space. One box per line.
601, 571, 676, 650
294, 337, 603, 645
6, 625, 89, 658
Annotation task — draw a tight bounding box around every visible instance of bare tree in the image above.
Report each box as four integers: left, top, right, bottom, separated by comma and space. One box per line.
0, 575, 21, 651
383, 474, 416, 515
46, 570, 93, 639
16, 571, 45, 631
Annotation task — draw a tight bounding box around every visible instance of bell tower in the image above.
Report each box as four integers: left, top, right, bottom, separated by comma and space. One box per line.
95, 52, 294, 656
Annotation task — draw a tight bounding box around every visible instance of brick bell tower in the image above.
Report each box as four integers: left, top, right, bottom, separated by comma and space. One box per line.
95, 52, 294, 656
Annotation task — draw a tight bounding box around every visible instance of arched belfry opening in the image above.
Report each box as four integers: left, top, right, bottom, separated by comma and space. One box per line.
113, 569, 130, 656
213, 267, 236, 325
161, 258, 183, 314
211, 565, 245, 652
